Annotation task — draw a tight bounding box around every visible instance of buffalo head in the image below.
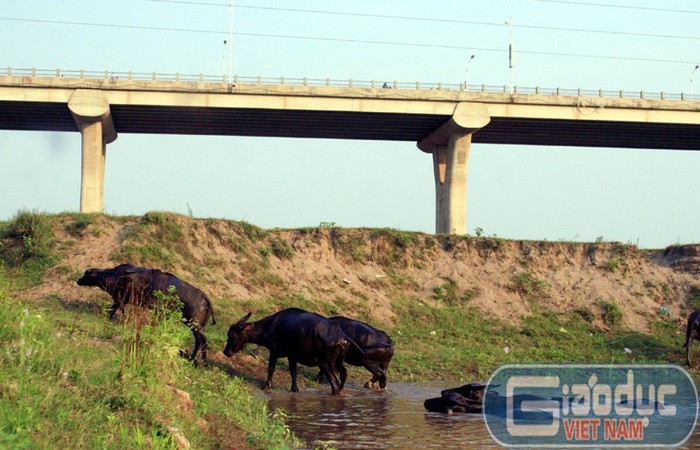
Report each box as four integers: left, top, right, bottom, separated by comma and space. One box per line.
223, 312, 252, 357
77, 268, 101, 286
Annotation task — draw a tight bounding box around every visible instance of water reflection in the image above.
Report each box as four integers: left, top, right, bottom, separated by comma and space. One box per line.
266, 381, 700, 449
266, 382, 499, 449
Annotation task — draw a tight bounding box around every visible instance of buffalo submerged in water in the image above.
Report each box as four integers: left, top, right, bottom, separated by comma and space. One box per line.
424, 383, 489, 414
424, 382, 559, 422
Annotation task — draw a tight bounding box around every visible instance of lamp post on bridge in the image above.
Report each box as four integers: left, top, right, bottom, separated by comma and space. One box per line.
691, 65, 699, 98
505, 19, 514, 93
222, 40, 227, 78
228, 0, 233, 84
464, 54, 475, 90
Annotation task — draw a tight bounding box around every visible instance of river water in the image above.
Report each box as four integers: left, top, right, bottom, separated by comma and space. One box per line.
266, 382, 700, 449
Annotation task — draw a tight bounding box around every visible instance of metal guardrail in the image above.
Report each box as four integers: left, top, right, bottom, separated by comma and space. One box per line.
2, 67, 697, 101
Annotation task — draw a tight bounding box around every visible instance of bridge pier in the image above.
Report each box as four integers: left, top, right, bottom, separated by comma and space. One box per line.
78, 121, 107, 213
418, 102, 490, 235
68, 90, 117, 213
432, 133, 472, 234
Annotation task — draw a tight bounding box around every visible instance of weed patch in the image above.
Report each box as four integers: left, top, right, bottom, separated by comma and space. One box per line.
0, 287, 299, 449
112, 212, 190, 269
432, 277, 479, 306
512, 271, 550, 300
0, 210, 58, 285
598, 299, 623, 327
64, 213, 98, 237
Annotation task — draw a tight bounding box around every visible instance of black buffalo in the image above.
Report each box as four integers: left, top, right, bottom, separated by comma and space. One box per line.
223, 308, 349, 395
685, 310, 700, 367
77, 264, 216, 362
77, 264, 151, 319
318, 316, 394, 390
424, 382, 488, 414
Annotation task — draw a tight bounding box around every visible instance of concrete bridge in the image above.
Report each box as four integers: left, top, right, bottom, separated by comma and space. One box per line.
2, 69, 699, 234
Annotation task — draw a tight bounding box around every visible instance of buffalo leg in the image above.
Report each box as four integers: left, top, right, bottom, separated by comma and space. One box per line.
362, 362, 387, 390
374, 364, 388, 389
189, 328, 208, 363
289, 359, 299, 392
687, 338, 693, 368
377, 372, 387, 389
379, 361, 390, 389
336, 360, 347, 391
319, 363, 341, 395
263, 354, 278, 390
367, 364, 381, 389
108, 301, 119, 320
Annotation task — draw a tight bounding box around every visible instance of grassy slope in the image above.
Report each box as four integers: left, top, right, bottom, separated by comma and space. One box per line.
0, 211, 694, 448
0, 273, 300, 449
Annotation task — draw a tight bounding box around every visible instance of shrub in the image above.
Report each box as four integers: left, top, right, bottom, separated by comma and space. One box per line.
433, 277, 478, 305
512, 271, 549, 299
1, 210, 54, 263
117, 285, 188, 379
370, 228, 417, 249
64, 213, 96, 237
598, 299, 623, 326
269, 239, 294, 259
606, 257, 620, 272
0, 210, 57, 285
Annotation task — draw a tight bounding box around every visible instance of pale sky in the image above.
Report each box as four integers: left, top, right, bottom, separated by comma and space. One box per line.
1, 0, 699, 248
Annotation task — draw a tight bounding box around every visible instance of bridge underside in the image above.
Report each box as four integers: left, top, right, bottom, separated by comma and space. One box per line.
2, 86, 699, 234
2, 101, 700, 150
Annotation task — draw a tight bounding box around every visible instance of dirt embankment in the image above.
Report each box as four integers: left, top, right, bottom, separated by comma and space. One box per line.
23, 213, 700, 332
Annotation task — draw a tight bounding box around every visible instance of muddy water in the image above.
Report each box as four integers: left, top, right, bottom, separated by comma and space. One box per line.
267, 382, 500, 449
266, 382, 700, 449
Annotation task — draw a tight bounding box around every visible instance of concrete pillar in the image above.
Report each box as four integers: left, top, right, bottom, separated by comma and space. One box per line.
418, 102, 489, 235
79, 122, 107, 213
68, 90, 117, 213
433, 133, 471, 234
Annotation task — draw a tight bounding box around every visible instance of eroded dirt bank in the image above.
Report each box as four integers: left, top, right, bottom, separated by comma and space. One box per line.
22, 213, 700, 333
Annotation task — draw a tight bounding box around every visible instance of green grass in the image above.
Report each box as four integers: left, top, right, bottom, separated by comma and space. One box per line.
597, 299, 624, 327
111, 212, 188, 269
0, 211, 693, 448
0, 266, 300, 449
0, 210, 59, 286
64, 213, 99, 237
387, 298, 685, 381
432, 277, 479, 306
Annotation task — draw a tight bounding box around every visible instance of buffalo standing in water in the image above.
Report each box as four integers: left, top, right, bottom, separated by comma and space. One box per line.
317, 316, 394, 390
224, 308, 349, 395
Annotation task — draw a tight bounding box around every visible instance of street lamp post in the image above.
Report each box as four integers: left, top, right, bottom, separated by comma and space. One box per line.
505, 19, 514, 93
691, 65, 699, 98
222, 40, 227, 78
464, 54, 475, 90
228, 0, 234, 84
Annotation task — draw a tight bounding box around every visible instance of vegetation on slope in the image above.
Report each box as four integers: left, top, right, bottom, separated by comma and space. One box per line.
0, 210, 698, 448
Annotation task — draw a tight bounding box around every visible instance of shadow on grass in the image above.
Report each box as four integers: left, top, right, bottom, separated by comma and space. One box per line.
207, 351, 326, 394
207, 353, 269, 388
45, 295, 107, 318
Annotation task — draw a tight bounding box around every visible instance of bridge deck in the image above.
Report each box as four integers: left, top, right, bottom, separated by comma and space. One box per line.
1, 75, 699, 150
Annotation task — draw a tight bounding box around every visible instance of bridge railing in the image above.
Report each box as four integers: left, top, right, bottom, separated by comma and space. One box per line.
2, 67, 696, 102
